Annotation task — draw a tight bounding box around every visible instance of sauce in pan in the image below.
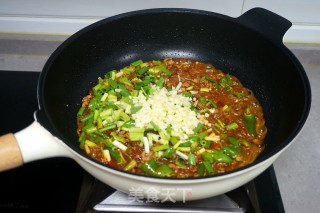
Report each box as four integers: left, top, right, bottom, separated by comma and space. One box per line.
77, 58, 267, 178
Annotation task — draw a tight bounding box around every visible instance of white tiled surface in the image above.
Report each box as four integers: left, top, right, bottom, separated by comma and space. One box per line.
0, 34, 319, 212
243, 0, 320, 43
273, 45, 320, 213
243, 0, 320, 24
0, 34, 65, 71
1, 0, 320, 42
0, 0, 243, 17
0, 0, 243, 35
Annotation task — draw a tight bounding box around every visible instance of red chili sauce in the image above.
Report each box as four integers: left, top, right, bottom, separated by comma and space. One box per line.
77, 58, 267, 178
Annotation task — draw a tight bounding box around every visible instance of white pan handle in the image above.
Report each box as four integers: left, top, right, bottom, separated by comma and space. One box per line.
0, 121, 72, 172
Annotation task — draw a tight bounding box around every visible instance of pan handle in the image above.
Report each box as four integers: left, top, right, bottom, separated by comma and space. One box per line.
0, 120, 72, 172
0, 133, 23, 172
237, 7, 292, 44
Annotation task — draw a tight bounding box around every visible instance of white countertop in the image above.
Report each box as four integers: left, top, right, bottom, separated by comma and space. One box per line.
0, 34, 319, 213
1, 1, 320, 43
273, 44, 320, 213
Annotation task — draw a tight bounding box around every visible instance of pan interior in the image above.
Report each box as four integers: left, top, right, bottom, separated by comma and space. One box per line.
38, 9, 310, 173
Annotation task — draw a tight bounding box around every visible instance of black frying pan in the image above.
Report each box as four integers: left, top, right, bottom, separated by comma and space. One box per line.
0, 8, 311, 200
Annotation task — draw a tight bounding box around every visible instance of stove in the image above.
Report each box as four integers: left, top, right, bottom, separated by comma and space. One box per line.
0, 71, 285, 213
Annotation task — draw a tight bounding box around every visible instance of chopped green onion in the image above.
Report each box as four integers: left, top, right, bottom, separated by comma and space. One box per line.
102, 149, 111, 162
81, 113, 93, 122
143, 137, 150, 153
79, 132, 86, 144
219, 74, 233, 88
93, 109, 99, 121
93, 83, 102, 91
139, 160, 173, 177
108, 79, 119, 89
86, 126, 97, 133
85, 140, 96, 147
204, 135, 220, 142
97, 118, 103, 129
130, 106, 142, 114
107, 147, 122, 163
120, 67, 135, 74
222, 105, 231, 112
100, 108, 113, 118
244, 107, 257, 136
203, 140, 211, 149
82, 123, 94, 132
119, 77, 133, 87
207, 100, 217, 108
240, 139, 251, 147
110, 132, 126, 143
175, 150, 189, 160
199, 96, 206, 103
162, 147, 174, 158
112, 140, 127, 151
154, 164, 173, 177
99, 124, 117, 132
137, 67, 149, 76
202, 152, 214, 163
222, 146, 240, 158
203, 161, 214, 174
153, 144, 170, 152
156, 77, 165, 88
204, 75, 218, 88
212, 150, 232, 163
121, 120, 135, 129
200, 88, 210, 92
106, 70, 117, 80
233, 91, 246, 98
130, 59, 143, 67
226, 122, 239, 130
197, 163, 205, 176
215, 119, 225, 130
193, 123, 204, 133
123, 160, 137, 171
199, 108, 209, 113
176, 147, 191, 152
182, 92, 192, 98
107, 94, 117, 102
128, 127, 145, 141
160, 67, 172, 75
228, 137, 240, 146
77, 107, 85, 116
188, 153, 196, 165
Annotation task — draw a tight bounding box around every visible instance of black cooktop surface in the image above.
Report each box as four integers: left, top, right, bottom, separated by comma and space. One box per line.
0, 71, 285, 213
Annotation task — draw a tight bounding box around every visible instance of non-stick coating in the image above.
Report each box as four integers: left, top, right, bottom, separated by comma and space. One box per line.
38, 8, 311, 176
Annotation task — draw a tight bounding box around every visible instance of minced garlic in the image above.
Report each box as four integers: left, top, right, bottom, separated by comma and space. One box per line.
132, 86, 200, 135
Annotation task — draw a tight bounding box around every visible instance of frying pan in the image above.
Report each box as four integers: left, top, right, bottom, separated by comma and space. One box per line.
0, 8, 311, 201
